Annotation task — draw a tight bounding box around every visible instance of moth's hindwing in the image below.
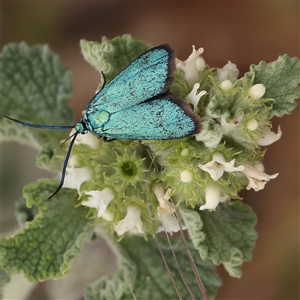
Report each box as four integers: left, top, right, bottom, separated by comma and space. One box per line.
95, 96, 201, 140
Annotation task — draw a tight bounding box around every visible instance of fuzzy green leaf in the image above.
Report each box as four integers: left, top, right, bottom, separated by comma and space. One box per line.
180, 202, 258, 278
15, 198, 38, 225
34, 143, 65, 173
245, 54, 300, 118
84, 234, 137, 300
0, 179, 94, 282
80, 34, 150, 85
85, 235, 221, 299
1, 42, 73, 148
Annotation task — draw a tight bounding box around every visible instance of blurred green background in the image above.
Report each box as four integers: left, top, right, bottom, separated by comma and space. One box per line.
1, 2, 299, 299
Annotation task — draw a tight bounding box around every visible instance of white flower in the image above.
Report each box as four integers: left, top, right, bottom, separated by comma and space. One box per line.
82, 188, 115, 217
69, 128, 99, 149
200, 184, 230, 210
185, 83, 207, 114
247, 84, 266, 100
62, 166, 93, 195
153, 183, 174, 217
220, 79, 234, 91
102, 211, 114, 221
153, 184, 185, 234
246, 119, 259, 131
257, 126, 282, 146
156, 214, 185, 234
114, 205, 144, 236
240, 162, 279, 191
176, 45, 205, 85
200, 184, 226, 210
181, 148, 189, 156
180, 170, 193, 183
217, 61, 239, 83
68, 155, 78, 167
199, 152, 244, 180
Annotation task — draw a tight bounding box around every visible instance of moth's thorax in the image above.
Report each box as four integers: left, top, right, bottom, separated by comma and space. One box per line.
80, 109, 110, 133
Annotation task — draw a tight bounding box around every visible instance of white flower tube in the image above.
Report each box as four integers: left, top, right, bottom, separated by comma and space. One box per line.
114, 205, 144, 236
200, 184, 220, 210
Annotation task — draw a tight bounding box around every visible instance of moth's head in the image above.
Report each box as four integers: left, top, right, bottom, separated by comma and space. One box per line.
75, 121, 88, 135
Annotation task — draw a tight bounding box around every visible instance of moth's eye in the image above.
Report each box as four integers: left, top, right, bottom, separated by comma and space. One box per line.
75, 121, 88, 134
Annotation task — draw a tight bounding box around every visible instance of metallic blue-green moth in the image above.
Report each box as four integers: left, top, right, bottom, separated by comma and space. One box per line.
5, 44, 201, 198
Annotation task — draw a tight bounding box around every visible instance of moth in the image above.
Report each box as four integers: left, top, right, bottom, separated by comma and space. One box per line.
5, 44, 201, 198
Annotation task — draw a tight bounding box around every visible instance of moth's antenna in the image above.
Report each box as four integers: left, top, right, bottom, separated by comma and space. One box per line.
4, 115, 78, 199
48, 131, 79, 199
4, 116, 74, 130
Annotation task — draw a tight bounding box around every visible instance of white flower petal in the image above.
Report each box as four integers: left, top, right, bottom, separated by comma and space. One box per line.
82, 188, 115, 217
257, 126, 282, 146
181, 148, 189, 157
153, 183, 174, 217
246, 119, 259, 131
114, 205, 144, 236
199, 153, 244, 180
102, 211, 114, 221
217, 61, 239, 83
199, 161, 224, 180
200, 184, 220, 210
153, 184, 184, 233
220, 79, 233, 91
247, 84, 266, 100
185, 83, 207, 113
68, 155, 78, 167
176, 45, 205, 85
241, 162, 279, 191
180, 170, 193, 183
156, 214, 186, 234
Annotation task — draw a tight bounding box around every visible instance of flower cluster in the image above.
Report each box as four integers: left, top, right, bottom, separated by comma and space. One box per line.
145, 46, 281, 212
62, 42, 282, 236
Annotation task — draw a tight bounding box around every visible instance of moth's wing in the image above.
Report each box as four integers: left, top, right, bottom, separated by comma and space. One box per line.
86, 45, 175, 114
97, 96, 201, 140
